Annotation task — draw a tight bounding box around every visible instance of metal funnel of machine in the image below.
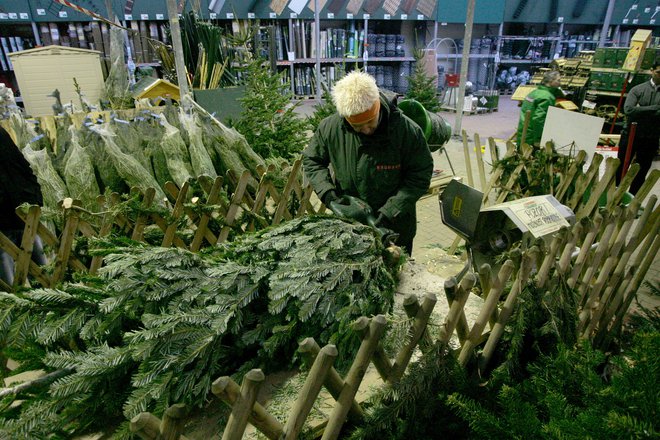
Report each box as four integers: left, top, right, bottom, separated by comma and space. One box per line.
439, 179, 575, 271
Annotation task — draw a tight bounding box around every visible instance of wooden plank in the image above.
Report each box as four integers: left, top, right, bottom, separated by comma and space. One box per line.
555, 150, 587, 202
218, 171, 251, 244
273, 159, 303, 226
479, 249, 537, 372
162, 181, 189, 248
283, 345, 338, 440
52, 201, 82, 285
190, 176, 224, 251
437, 274, 476, 345
322, 316, 387, 440
576, 157, 620, 220
212, 377, 284, 440
13, 206, 41, 288
458, 260, 515, 367
298, 338, 364, 421
474, 133, 487, 191
222, 369, 265, 440
389, 293, 437, 383
90, 194, 117, 274
166, 181, 219, 246
462, 130, 474, 188
567, 153, 603, 211
131, 188, 156, 242
0, 232, 50, 288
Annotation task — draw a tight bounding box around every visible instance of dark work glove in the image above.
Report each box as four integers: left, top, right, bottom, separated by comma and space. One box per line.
374, 212, 393, 229
373, 213, 399, 245
322, 190, 338, 207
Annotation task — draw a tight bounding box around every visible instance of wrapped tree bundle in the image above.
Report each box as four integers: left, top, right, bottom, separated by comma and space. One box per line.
179, 110, 216, 179
22, 143, 68, 210
156, 114, 193, 188
90, 124, 166, 202
83, 126, 128, 194
63, 126, 100, 209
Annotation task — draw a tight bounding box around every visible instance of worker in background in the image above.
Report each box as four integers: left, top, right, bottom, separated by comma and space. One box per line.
0, 126, 47, 287
616, 62, 660, 195
515, 70, 562, 147
302, 71, 433, 254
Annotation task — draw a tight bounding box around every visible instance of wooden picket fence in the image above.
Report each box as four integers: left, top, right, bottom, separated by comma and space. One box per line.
128, 190, 659, 439
448, 130, 660, 254
0, 159, 319, 292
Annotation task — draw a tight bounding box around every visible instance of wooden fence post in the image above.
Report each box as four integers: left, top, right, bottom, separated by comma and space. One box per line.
222, 369, 265, 440
536, 228, 568, 289
567, 153, 603, 211
477, 264, 498, 328
633, 169, 660, 204
555, 150, 587, 202
322, 315, 387, 440
190, 176, 224, 250
443, 277, 470, 344
567, 215, 602, 290
602, 218, 660, 349
580, 204, 638, 338
52, 199, 82, 284
389, 292, 437, 383
160, 404, 188, 440
402, 293, 433, 352
161, 181, 189, 248
495, 143, 533, 204
212, 376, 284, 440
437, 274, 476, 345
283, 344, 338, 439
473, 132, 487, 191
217, 171, 251, 244
273, 160, 303, 226
458, 260, 515, 367
462, 130, 475, 188
13, 205, 41, 288
575, 157, 619, 220
130, 413, 164, 440
131, 188, 156, 242
479, 248, 537, 371
298, 338, 365, 421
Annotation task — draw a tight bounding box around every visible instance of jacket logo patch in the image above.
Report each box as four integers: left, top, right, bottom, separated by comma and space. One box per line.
376, 164, 401, 171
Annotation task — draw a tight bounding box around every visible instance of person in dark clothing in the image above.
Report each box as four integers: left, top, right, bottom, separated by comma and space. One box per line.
0, 125, 46, 286
302, 71, 433, 254
616, 62, 660, 194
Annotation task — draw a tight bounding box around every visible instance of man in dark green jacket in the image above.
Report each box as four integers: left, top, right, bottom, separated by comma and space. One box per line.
516, 71, 562, 147
302, 71, 433, 254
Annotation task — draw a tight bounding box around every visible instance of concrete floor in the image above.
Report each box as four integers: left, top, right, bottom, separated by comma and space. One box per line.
294, 94, 659, 311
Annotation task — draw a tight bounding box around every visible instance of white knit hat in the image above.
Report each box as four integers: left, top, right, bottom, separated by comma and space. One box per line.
332, 71, 380, 118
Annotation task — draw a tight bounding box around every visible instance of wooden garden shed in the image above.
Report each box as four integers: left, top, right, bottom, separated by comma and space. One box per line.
8, 45, 104, 117
131, 77, 180, 102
